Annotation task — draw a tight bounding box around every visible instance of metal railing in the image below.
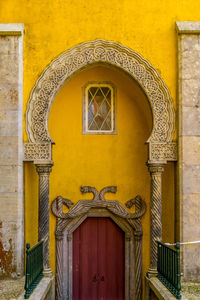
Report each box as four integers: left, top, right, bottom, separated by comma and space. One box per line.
24, 241, 44, 299
157, 241, 181, 299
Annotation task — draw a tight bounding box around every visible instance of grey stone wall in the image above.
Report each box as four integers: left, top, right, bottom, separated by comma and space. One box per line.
176, 22, 200, 281
0, 24, 24, 279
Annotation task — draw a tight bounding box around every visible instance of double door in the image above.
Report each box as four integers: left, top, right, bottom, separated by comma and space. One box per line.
73, 217, 125, 300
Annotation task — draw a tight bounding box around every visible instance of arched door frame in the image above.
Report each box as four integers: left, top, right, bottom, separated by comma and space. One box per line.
23, 39, 177, 279
51, 186, 146, 300
61, 211, 134, 300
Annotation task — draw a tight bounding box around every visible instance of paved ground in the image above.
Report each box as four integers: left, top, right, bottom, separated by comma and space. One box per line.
0, 277, 24, 300
182, 282, 200, 300
0, 278, 200, 300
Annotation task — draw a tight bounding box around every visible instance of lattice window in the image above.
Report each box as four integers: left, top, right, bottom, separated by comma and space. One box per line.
83, 83, 116, 134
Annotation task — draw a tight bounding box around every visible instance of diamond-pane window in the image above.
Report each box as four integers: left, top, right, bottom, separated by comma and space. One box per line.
83, 83, 116, 134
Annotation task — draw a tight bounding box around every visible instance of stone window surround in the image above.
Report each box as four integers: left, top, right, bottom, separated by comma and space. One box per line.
82, 81, 116, 134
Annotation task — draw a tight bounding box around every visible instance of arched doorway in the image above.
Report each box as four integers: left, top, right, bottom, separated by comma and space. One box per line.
24, 40, 177, 299
51, 186, 146, 300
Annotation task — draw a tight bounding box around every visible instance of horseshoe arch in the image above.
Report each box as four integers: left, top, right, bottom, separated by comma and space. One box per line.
24, 39, 177, 162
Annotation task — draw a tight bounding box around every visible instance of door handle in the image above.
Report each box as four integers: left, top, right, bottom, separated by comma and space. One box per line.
92, 274, 98, 282
92, 274, 104, 282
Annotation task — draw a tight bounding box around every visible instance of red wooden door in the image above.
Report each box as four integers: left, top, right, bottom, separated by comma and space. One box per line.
73, 217, 125, 300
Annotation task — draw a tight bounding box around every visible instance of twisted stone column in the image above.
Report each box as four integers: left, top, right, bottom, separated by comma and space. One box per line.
55, 224, 63, 300
134, 230, 143, 300
147, 162, 164, 276
35, 161, 53, 275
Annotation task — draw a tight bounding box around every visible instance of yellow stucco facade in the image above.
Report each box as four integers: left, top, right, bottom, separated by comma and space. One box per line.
1, 1, 200, 298
1, 0, 200, 124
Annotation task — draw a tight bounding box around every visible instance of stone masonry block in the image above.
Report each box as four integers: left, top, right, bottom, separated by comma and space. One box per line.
0, 136, 18, 145
181, 49, 200, 80
0, 53, 19, 84
0, 36, 19, 55
0, 83, 19, 111
182, 136, 200, 164
183, 243, 200, 280
182, 193, 200, 240
182, 106, 200, 136
181, 79, 200, 107
182, 165, 200, 194
0, 122, 19, 137
0, 110, 18, 123
0, 194, 19, 219
181, 35, 199, 52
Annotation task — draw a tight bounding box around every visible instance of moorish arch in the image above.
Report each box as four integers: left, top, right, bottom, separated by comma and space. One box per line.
23, 40, 177, 296
24, 39, 176, 162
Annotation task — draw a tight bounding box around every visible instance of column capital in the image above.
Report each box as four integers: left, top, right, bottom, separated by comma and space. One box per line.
146, 161, 165, 174
35, 160, 54, 174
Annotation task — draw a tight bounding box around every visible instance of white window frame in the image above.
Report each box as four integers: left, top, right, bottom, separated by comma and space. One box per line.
82, 82, 116, 134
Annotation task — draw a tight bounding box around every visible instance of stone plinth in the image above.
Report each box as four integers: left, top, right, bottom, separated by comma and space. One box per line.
0, 24, 24, 279
176, 21, 200, 281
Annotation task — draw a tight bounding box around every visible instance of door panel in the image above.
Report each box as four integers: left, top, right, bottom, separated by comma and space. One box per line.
73, 217, 98, 299
73, 217, 125, 300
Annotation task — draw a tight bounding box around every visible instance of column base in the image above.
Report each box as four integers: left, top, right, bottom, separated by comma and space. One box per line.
144, 275, 150, 300
147, 268, 158, 278
43, 267, 53, 277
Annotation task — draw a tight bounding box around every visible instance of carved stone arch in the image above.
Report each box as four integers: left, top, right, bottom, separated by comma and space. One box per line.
24, 39, 177, 162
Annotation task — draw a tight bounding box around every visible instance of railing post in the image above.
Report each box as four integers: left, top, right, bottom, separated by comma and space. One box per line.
35, 160, 53, 276
176, 242, 181, 299
147, 162, 165, 277
24, 243, 30, 299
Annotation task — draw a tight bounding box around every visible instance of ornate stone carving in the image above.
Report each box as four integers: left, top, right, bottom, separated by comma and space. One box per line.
134, 229, 143, 300
55, 221, 63, 300
24, 142, 52, 161
51, 186, 146, 220
26, 39, 175, 146
51, 186, 146, 300
53, 195, 74, 219
36, 164, 53, 174
36, 162, 53, 270
125, 195, 147, 218
149, 142, 177, 161
147, 163, 164, 274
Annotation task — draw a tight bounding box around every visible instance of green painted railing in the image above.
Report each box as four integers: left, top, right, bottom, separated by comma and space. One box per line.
24, 241, 44, 299
157, 241, 181, 299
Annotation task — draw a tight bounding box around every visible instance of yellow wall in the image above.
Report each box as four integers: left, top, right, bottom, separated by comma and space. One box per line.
48, 65, 152, 274
1, 0, 200, 138
24, 163, 38, 248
